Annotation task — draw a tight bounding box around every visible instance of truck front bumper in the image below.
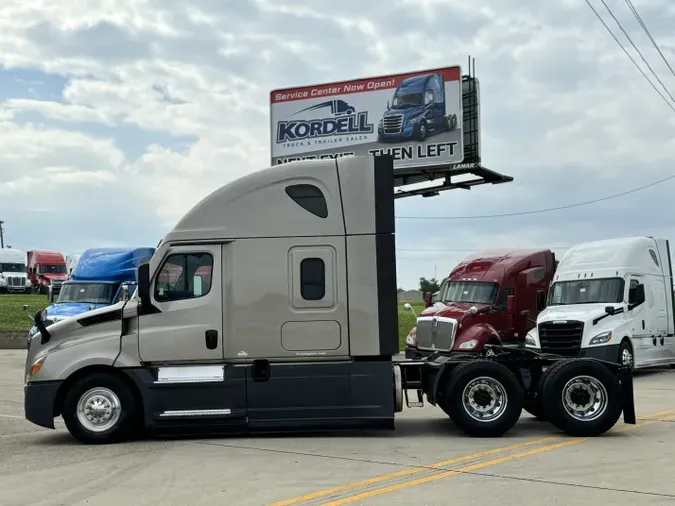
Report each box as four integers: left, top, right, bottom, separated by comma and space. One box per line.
24, 380, 62, 429
528, 344, 621, 364
580, 344, 621, 363
405, 346, 431, 360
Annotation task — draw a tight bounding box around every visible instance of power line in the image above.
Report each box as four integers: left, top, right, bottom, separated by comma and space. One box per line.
623, 0, 675, 79
396, 172, 675, 220
584, 0, 675, 113
598, 0, 675, 103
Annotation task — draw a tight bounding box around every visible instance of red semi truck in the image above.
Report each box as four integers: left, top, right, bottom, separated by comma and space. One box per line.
404, 249, 556, 359
27, 250, 68, 295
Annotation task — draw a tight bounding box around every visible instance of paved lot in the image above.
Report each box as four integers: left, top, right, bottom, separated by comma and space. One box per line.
2, 350, 675, 505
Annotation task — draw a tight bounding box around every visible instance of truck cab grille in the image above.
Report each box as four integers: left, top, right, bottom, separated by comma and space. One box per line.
416, 317, 457, 352
538, 320, 584, 357
8, 277, 25, 287
383, 115, 403, 134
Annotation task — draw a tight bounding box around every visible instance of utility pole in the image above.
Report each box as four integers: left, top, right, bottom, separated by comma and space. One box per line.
0, 220, 4, 249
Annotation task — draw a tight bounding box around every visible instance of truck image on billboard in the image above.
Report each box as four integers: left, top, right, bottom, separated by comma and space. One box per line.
270, 66, 464, 169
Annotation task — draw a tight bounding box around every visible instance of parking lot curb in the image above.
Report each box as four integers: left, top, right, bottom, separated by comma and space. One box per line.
0, 331, 27, 349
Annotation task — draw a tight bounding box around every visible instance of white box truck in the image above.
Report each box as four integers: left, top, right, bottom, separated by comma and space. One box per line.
23, 155, 636, 444
525, 236, 675, 371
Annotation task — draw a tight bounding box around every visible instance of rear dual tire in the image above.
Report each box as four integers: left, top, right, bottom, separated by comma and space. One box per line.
541, 359, 623, 437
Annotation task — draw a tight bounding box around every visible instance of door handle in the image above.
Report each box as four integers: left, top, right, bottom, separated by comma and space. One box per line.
205, 329, 218, 350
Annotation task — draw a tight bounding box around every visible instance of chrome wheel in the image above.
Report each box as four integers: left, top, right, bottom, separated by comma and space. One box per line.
76, 387, 121, 433
462, 376, 508, 422
561, 375, 608, 422
621, 347, 633, 368
419, 123, 427, 138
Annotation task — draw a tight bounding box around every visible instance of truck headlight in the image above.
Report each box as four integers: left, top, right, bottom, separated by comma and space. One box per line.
407, 117, 418, 124
589, 331, 612, 345
458, 339, 478, 350
525, 334, 537, 347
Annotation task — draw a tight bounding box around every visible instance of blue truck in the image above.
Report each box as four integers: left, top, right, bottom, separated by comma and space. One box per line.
378, 73, 457, 142
27, 247, 155, 338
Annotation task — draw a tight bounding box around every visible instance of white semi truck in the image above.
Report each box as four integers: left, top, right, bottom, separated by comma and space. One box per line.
525, 236, 675, 370
0, 248, 31, 293
24, 155, 636, 445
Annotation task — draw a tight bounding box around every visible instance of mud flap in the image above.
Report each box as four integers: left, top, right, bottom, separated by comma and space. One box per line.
619, 366, 636, 425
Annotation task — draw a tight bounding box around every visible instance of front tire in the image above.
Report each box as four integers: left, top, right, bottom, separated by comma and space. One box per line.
442, 360, 524, 437
62, 372, 140, 444
541, 360, 623, 437
619, 340, 634, 371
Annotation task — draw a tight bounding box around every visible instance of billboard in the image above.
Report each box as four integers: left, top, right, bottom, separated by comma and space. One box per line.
270, 66, 464, 170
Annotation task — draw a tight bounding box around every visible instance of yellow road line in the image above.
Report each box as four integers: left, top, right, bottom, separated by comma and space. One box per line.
319, 412, 675, 506
268, 436, 560, 506
270, 408, 675, 506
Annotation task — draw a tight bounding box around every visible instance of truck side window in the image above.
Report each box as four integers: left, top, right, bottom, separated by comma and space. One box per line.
285, 184, 328, 219
496, 287, 514, 308
155, 252, 213, 302
300, 258, 325, 300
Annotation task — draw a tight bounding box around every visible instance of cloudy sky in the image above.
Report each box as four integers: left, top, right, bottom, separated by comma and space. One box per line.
2, 0, 675, 289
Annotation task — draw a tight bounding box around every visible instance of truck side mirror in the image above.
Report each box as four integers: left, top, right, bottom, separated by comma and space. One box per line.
120, 284, 129, 302
520, 309, 530, 317
424, 292, 432, 308
506, 294, 514, 312
48, 285, 54, 304
138, 262, 151, 306
386, 100, 390, 109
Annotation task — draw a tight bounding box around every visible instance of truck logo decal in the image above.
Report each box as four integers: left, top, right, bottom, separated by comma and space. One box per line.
552, 320, 568, 324
431, 317, 438, 348
277, 99, 374, 143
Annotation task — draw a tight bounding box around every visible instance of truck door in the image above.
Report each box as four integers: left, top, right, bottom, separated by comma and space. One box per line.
626, 277, 654, 364
136, 244, 246, 425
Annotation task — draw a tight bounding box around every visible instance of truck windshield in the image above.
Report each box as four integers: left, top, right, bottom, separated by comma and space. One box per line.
0, 263, 26, 273
547, 278, 624, 306
57, 283, 117, 305
441, 281, 499, 305
392, 92, 422, 108
39, 265, 67, 274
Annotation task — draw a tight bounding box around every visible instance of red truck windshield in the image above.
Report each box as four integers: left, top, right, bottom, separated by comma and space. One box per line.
38, 265, 67, 274
441, 281, 499, 305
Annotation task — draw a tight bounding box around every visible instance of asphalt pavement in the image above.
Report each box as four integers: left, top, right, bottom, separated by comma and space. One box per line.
2, 350, 675, 505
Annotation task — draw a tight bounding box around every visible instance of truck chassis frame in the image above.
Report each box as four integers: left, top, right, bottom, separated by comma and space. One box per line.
397, 346, 635, 437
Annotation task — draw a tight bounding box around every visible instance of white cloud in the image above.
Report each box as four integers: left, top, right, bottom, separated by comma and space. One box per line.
1, 0, 675, 288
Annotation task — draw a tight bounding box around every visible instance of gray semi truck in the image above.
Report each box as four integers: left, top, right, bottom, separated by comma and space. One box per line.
24, 155, 635, 445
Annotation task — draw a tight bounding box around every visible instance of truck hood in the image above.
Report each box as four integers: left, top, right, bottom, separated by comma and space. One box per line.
28, 302, 109, 337
537, 303, 618, 323
419, 301, 491, 320
40, 273, 67, 281
383, 106, 424, 120
27, 300, 127, 360
46, 302, 107, 319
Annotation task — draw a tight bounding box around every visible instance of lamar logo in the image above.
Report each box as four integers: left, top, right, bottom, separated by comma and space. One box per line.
276, 99, 374, 143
